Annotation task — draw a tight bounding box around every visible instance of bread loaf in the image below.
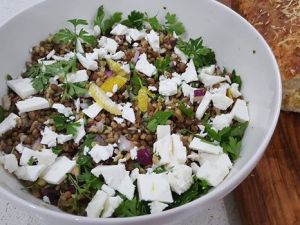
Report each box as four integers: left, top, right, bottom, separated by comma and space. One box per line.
236, 0, 300, 112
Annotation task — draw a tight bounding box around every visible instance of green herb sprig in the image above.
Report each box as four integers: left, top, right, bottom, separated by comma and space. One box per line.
177, 37, 216, 69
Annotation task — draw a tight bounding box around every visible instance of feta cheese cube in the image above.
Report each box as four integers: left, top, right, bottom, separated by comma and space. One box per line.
117, 172, 135, 200
46, 49, 55, 59
57, 134, 73, 144
181, 60, 198, 83
42, 156, 76, 184
120, 63, 130, 74
148, 86, 157, 92
210, 83, 230, 95
101, 184, 116, 197
157, 125, 171, 140
128, 28, 146, 41
181, 82, 195, 103
195, 92, 212, 120
146, 30, 160, 52
135, 53, 157, 77
121, 103, 135, 123
212, 94, 234, 110
101, 196, 123, 218
93, 48, 107, 59
159, 79, 177, 96
199, 72, 226, 87
195, 160, 230, 187
130, 147, 138, 160
171, 134, 187, 165
171, 72, 182, 85
20, 147, 57, 166
2, 154, 18, 173
16, 97, 50, 113
89, 144, 113, 163
153, 135, 173, 165
109, 51, 125, 60
230, 83, 242, 98
231, 99, 249, 122
41, 127, 58, 147
148, 201, 168, 214
189, 138, 222, 154
66, 70, 89, 83
83, 102, 102, 119
52, 103, 73, 117
0, 113, 19, 136
174, 47, 188, 63
7, 78, 37, 99
168, 165, 193, 195
76, 53, 98, 71
110, 24, 128, 35
86, 190, 108, 218
113, 117, 125, 124
91, 164, 127, 190
98, 36, 118, 54
201, 65, 215, 75
76, 39, 84, 53
15, 165, 46, 182
137, 173, 173, 203
211, 113, 233, 131
130, 168, 139, 182
73, 119, 86, 144
198, 153, 232, 169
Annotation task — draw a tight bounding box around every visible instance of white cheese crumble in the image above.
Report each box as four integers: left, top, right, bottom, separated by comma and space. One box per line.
135, 53, 157, 77
86, 190, 108, 218
110, 24, 128, 35
82, 102, 102, 119
181, 60, 198, 83
52, 103, 73, 117
73, 119, 86, 144
211, 94, 234, 110
211, 113, 233, 131
146, 30, 160, 52
88, 144, 114, 163
76, 53, 98, 71
189, 138, 223, 154
0, 113, 19, 136
66, 70, 89, 83
168, 165, 193, 195
195, 92, 212, 120
121, 103, 136, 123
137, 173, 173, 203
7, 78, 37, 99
42, 156, 76, 184
16, 97, 50, 114
174, 47, 188, 63
149, 201, 168, 214
231, 99, 249, 122
159, 79, 178, 96
98, 36, 118, 54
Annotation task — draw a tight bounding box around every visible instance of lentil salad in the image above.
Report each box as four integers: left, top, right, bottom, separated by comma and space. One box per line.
0, 6, 249, 218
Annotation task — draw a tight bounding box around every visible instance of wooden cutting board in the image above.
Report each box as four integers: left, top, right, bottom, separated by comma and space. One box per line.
218, 1, 300, 225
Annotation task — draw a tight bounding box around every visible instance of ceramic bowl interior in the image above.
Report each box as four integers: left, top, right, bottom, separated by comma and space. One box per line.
0, 0, 281, 224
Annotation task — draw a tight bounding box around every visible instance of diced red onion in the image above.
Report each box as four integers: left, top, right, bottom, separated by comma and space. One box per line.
104, 70, 113, 77
95, 134, 104, 143
194, 89, 206, 97
131, 51, 140, 63
137, 148, 152, 166
118, 135, 135, 152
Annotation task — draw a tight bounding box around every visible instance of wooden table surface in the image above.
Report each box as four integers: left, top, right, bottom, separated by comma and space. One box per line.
234, 112, 300, 225
218, 1, 300, 225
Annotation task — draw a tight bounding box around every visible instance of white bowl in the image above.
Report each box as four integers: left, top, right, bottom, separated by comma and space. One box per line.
0, 0, 281, 224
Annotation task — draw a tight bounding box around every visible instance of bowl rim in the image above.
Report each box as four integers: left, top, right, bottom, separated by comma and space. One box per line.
0, 0, 282, 223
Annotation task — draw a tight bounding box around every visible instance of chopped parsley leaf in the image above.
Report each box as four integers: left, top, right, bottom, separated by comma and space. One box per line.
177, 37, 216, 69
164, 12, 185, 35
122, 10, 145, 30
178, 102, 195, 119
114, 197, 150, 217
147, 111, 174, 132
231, 69, 242, 90
52, 114, 80, 136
